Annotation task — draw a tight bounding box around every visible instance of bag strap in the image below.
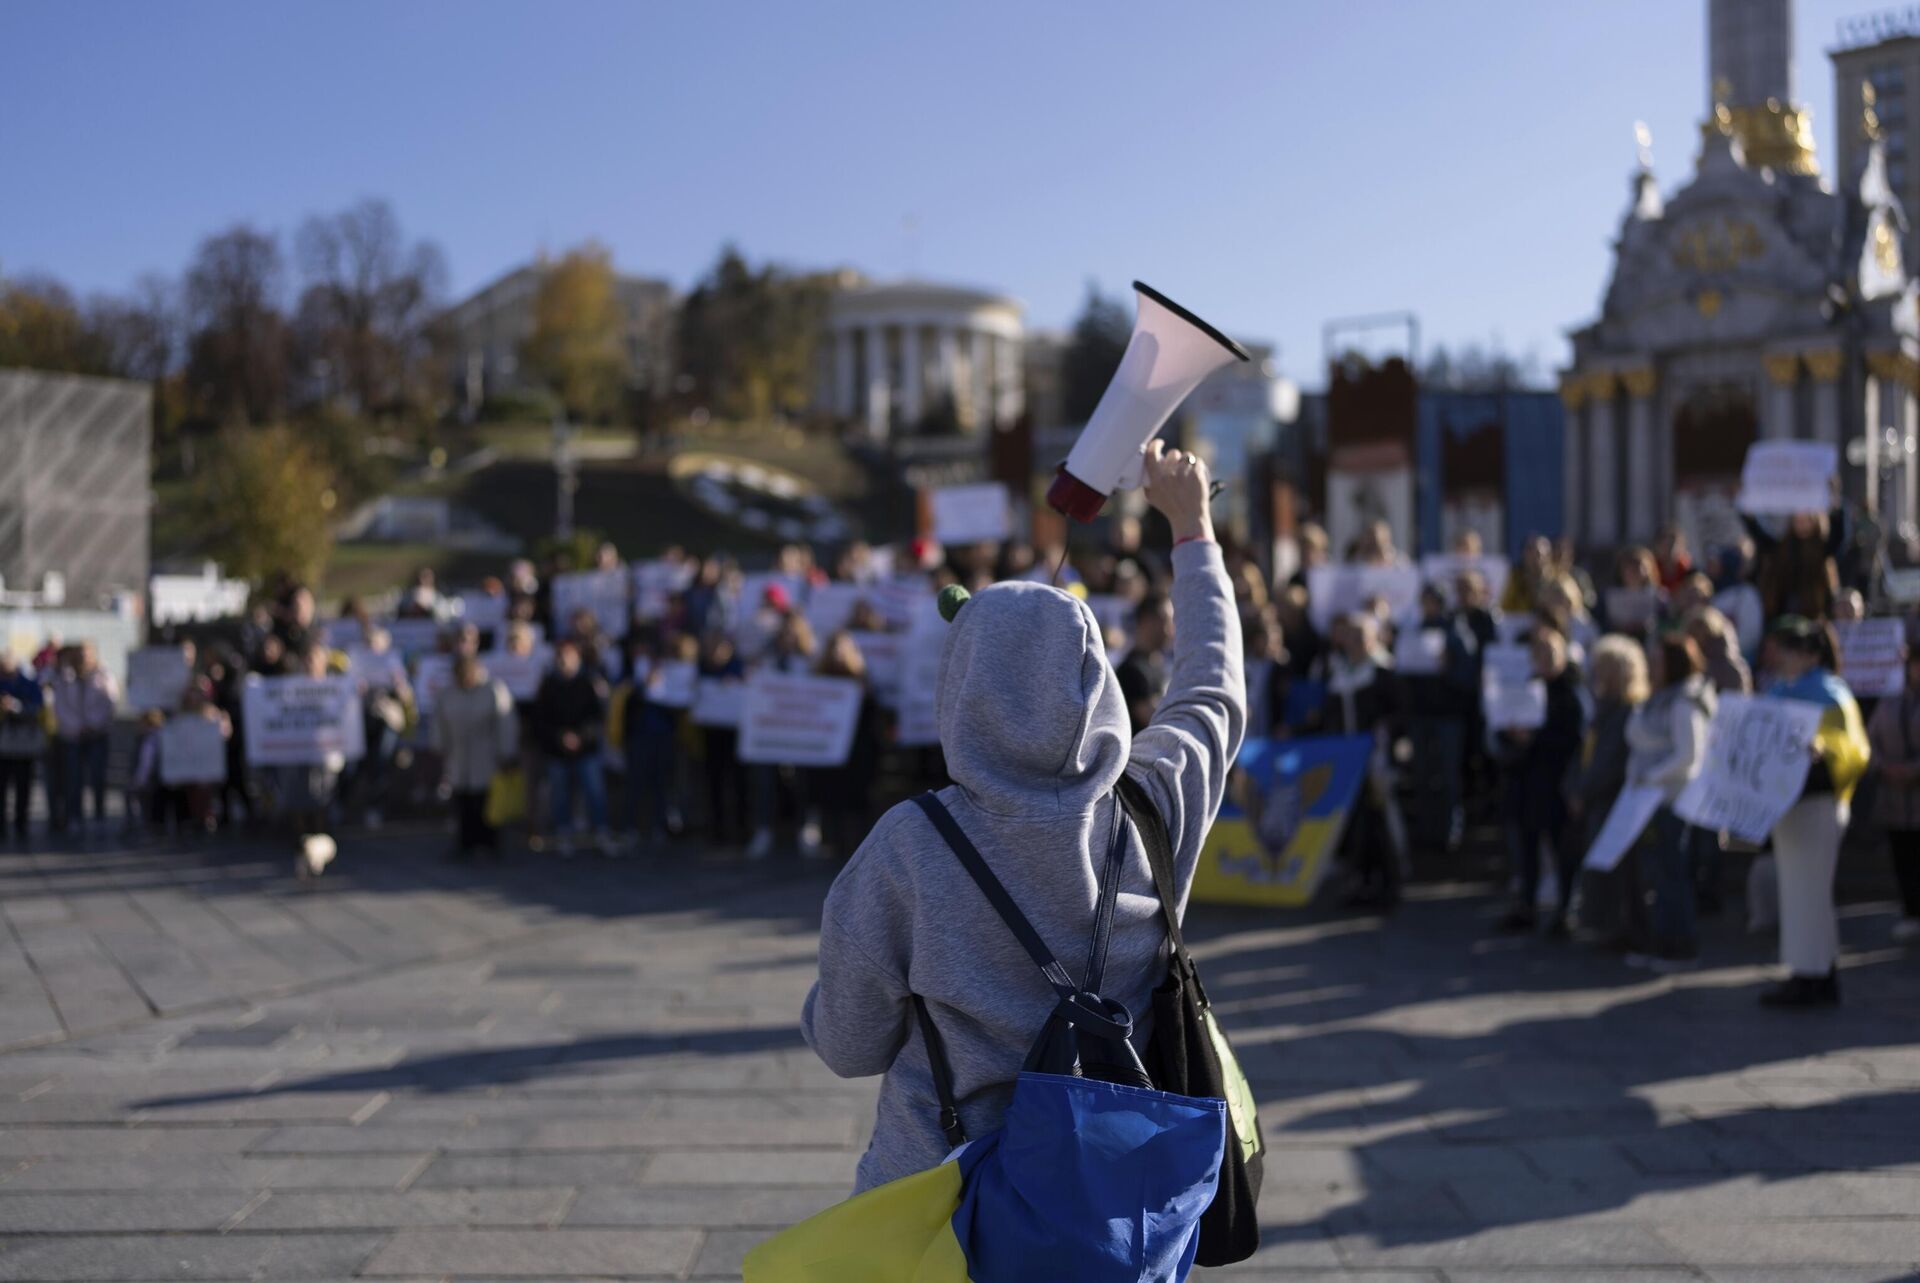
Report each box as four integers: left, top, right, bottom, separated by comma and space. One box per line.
1083, 798, 1127, 993
911, 994, 968, 1149
910, 793, 1078, 998
1115, 771, 1210, 1008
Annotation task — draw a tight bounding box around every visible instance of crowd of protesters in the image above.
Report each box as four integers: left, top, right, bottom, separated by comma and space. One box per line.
0, 497, 1910, 1007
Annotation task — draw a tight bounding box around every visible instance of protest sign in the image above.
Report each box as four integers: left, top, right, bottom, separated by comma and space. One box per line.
691, 678, 747, 728
456, 591, 508, 633
412, 654, 456, 718
805, 582, 867, 639
633, 558, 696, 620
346, 646, 407, 691
484, 646, 552, 702
1482, 642, 1546, 730
1887, 568, 1920, 606
384, 617, 444, 657
929, 482, 1011, 546
1394, 627, 1447, 676
1836, 617, 1906, 697
649, 659, 699, 708
895, 618, 946, 746
849, 630, 906, 705
159, 715, 228, 786
242, 675, 365, 767
323, 618, 367, 649
737, 672, 864, 766
1603, 585, 1662, 633
1190, 736, 1374, 907
1737, 441, 1837, 515
1674, 693, 1824, 843
1580, 784, 1664, 872
1305, 564, 1421, 632
551, 570, 631, 636
1419, 553, 1510, 605
127, 646, 191, 712
149, 572, 250, 626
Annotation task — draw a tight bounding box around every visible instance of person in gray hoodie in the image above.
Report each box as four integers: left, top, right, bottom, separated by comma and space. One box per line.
802, 441, 1246, 1193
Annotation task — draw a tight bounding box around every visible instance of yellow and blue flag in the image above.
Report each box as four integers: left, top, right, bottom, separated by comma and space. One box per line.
1190, 735, 1374, 907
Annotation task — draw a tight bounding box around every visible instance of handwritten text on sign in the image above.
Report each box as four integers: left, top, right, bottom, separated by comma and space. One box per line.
1673, 693, 1823, 843
1836, 618, 1906, 697
1737, 441, 1837, 516
242, 676, 366, 768
737, 672, 864, 767
159, 715, 228, 786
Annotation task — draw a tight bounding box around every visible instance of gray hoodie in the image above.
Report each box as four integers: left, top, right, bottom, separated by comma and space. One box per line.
802, 541, 1245, 1192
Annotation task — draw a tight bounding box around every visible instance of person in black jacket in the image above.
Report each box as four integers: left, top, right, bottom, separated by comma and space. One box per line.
1400, 585, 1477, 853
532, 639, 612, 856
1497, 626, 1586, 932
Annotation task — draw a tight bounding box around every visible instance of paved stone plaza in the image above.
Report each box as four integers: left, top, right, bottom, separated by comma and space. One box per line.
2, 833, 1920, 1280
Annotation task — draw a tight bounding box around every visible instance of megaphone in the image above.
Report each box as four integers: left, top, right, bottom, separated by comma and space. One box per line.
1045, 281, 1250, 523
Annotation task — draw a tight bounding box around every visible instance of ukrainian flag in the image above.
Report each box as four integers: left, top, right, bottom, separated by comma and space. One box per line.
744, 1071, 1225, 1283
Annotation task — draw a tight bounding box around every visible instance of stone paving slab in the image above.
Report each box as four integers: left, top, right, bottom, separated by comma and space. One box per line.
4, 830, 1920, 1278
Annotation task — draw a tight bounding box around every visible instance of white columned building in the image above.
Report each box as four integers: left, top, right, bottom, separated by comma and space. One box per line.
821, 281, 1025, 442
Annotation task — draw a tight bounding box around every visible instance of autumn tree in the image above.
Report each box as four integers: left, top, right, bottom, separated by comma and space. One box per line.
183, 225, 291, 426
675, 245, 829, 423
0, 275, 110, 374
519, 244, 629, 422
195, 424, 335, 584
293, 199, 448, 416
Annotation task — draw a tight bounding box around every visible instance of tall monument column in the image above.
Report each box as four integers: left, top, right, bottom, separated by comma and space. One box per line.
1705, 0, 1817, 173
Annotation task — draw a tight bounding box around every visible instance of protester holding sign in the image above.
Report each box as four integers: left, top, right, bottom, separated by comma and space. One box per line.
1760, 617, 1872, 1007
696, 634, 751, 847
531, 639, 613, 857
1866, 648, 1920, 945
1745, 511, 1841, 622
1495, 629, 1585, 933
803, 632, 881, 860
1312, 613, 1404, 906
1622, 634, 1716, 968
435, 654, 517, 860
1566, 636, 1651, 947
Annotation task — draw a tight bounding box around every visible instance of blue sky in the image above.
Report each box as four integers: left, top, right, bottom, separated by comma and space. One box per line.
0, 0, 1885, 387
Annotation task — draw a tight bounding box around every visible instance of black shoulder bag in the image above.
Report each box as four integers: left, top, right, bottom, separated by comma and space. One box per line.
1116, 771, 1266, 1266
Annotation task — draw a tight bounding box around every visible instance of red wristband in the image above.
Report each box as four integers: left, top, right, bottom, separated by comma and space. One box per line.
1173, 533, 1212, 549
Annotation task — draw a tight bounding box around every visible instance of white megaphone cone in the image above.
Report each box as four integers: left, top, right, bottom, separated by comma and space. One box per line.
1045, 281, 1249, 523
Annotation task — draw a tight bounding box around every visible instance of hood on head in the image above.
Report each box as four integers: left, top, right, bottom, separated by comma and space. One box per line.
936, 579, 1129, 816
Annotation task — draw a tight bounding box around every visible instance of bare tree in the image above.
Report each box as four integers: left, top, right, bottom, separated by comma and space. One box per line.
88, 274, 177, 384
184, 225, 290, 426
293, 199, 447, 416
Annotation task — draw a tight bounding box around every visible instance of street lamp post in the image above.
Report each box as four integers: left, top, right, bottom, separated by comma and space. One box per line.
552, 411, 578, 541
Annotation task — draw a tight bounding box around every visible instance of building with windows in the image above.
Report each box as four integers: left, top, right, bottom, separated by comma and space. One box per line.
1833, 11, 1920, 267
438, 261, 675, 417
819, 280, 1024, 443
1561, 0, 1920, 551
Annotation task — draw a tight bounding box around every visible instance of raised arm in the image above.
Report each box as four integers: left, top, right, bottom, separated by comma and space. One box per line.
1126, 442, 1247, 909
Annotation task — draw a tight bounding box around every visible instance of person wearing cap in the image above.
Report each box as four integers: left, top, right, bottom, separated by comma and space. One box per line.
1760, 616, 1872, 1007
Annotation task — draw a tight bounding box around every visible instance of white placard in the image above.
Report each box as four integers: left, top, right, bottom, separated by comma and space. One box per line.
159, 715, 228, 786
323, 618, 367, 649
1482, 643, 1546, 730
805, 582, 868, 640
457, 591, 508, 632
849, 630, 906, 706
691, 678, 747, 727
384, 617, 443, 657
412, 654, 456, 718
1419, 553, 1510, 605
648, 659, 698, 709
929, 482, 1012, 546
1394, 627, 1448, 676
1673, 693, 1824, 843
242, 675, 365, 767
149, 573, 250, 626
1836, 618, 1907, 697
1886, 568, 1920, 605
737, 672, 864, 766
633, 559, 696, 620
1581, 784, 1664, 872
895, 618, 946, 747
346, 646, 407, 691
1604, 586, 1662, 633
127, 646, 191, 712
485, 647, 552, 702
551, 569, 632, 637
1737, 441, 1837, 516
1306, 564, 1422, 633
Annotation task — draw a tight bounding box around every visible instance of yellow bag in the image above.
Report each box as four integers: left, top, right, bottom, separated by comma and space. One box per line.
485, 767, 526, 828
606, 684, 631, 750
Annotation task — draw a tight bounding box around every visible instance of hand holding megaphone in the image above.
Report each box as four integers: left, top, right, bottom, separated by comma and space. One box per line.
1045, 282, 1248, 523
1139, 440, 1214, 543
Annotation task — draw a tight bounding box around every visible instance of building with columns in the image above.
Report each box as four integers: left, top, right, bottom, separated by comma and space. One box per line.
819, 280, 1024, 442
1563, 0, 1920, 552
